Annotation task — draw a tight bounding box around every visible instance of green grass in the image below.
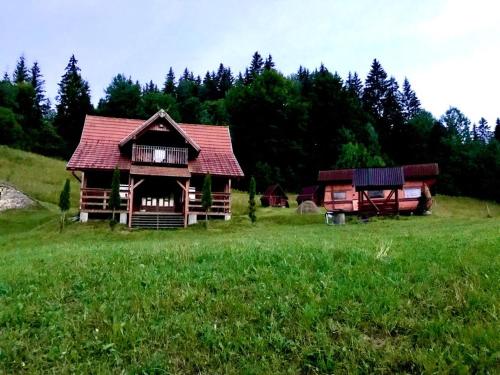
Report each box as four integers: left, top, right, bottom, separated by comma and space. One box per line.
0, 147, 499, 373
0, 145, 79, 207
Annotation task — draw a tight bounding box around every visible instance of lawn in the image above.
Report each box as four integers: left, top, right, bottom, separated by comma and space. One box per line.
0, 148, 499, 373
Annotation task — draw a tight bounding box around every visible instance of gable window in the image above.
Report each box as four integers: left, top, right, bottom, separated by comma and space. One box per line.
368, 190, 384, 198
404, 187, 421, 198
332, 191, 347, 200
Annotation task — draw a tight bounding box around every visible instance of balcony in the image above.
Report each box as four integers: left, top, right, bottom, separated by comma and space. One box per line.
132, 145, 188, 165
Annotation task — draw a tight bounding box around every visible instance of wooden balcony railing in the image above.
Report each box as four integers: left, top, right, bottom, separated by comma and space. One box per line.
81, 188, 128, 212
189, 192, 231, 215
132, 145, 188, 165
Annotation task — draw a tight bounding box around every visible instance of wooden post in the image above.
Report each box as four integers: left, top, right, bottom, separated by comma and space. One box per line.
128, 176, 134, 228
184, 179, 190, 228
395, 189, 399, 215
79, 171, 85, 210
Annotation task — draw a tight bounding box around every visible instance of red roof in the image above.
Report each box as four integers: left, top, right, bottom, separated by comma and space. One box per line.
67, 114, 244, 177
318, 169, 354, 182
403, 163, 439, 178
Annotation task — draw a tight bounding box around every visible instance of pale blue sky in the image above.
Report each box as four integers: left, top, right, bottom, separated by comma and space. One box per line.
1, 0, 499, 124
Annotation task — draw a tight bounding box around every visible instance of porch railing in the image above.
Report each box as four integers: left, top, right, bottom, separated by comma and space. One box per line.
132, 145, 188, 165
81, 188, 128, 212
189, 192, 231, 214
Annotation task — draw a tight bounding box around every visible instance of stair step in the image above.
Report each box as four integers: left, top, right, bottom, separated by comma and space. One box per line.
131, 214, 184, 229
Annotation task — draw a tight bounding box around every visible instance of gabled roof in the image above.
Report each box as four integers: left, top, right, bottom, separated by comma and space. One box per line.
353, 167, 404, 191
67, 112, 244, 177
119, 109, 200, 152
262, 184, 287, 198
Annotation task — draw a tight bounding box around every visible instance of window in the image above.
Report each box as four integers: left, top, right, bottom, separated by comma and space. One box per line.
368, 190, 384, 198
332, 191, 347, 200
404, 187, 421, 199
153, 149, 166, 163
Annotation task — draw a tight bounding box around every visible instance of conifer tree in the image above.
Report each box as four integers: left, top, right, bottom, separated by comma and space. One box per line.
477, 117, 491, 143
108, 167, 121, 228
264, 54, 275, 70
248, 176, 256, 223
345, 72, 363, 99
163, 67, 176, 95
495, 118, 500, 141
401, 77, 421, 121
54, 55, 93, 158
58, 178, 70, 232
441, 107, 471, 143
30, 61, 50, 117
2, 72, 10, 83
362, 59, 388, 118
201, 174, 212, 228
13, 55, 29, 84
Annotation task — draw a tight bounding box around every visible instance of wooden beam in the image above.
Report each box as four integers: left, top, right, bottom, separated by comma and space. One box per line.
363, 191, 380, 213
79, 171, 85, 210
395, 189, 399, 215
71, 171, 81, 183
176, 179, 187, 192
133, 178, 145, 190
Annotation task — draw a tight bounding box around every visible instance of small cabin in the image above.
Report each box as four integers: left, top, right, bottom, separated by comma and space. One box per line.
296, 185, 322, 206
260, 184, 289, 207
66, 109, 244, 228
318, 163, 439, 215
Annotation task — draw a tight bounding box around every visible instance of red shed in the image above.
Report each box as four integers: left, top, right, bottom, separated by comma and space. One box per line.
260, 184, 289, 207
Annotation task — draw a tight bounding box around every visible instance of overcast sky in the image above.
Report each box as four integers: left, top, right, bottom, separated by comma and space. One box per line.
1, 0, 499, 124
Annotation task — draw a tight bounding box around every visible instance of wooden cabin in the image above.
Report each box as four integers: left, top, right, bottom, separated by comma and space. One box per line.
296, 185, 322, 206
260, 184, 289, 207
318, 163, 439, 215
67, 109, 244, 228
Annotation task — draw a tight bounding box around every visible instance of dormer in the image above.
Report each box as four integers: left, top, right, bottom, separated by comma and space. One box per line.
119, 110, 200, 166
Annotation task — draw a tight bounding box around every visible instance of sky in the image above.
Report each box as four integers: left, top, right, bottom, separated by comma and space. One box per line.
1, 0, 499, 124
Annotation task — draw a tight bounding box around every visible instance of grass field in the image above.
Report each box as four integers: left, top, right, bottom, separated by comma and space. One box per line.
0, 148, 499, 373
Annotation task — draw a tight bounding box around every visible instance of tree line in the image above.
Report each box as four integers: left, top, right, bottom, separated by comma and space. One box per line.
1, 52, 499, 201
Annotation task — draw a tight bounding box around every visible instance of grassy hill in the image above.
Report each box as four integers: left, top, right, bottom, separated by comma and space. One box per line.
0, 147, 499, 373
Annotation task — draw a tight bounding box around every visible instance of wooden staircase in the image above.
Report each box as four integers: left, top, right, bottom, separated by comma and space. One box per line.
131, 213, 184, 229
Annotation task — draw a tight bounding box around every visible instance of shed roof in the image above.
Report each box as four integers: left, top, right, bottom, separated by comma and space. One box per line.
353, 167, 404, 191
67, 113, 244, 177
403, 163, 439, 178
318, 169, 353, 182
262, 184, 287, 198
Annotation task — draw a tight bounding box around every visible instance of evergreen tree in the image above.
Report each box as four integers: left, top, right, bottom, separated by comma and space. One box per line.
142, 80, 158, 94
362, 59, 388, 118
13, 55, 29, 84
345, 72, 363, 99
201, 71, 218, 100
163, 67, 176, 95
30, 61, 50, 117
244, 52, 264, 84
400, 77, 421, 121
495, 118, 500, 141
54, 55, 93, 158
216, 64, 233, 97
58, 178, 70, 232
201, 173, 212, 228
248, 176, 256, 223
477, 117, 491, 143
264, 54, 275, 70
2, 72, 11, 83
108, 167, 121, 228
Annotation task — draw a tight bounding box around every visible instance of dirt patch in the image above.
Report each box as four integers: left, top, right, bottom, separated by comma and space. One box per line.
0, 183, 35, 212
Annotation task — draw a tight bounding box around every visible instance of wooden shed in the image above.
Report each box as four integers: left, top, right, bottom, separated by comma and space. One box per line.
260, 184, 289, 207
296, 185, 322, 206
319, 163, 439, 215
